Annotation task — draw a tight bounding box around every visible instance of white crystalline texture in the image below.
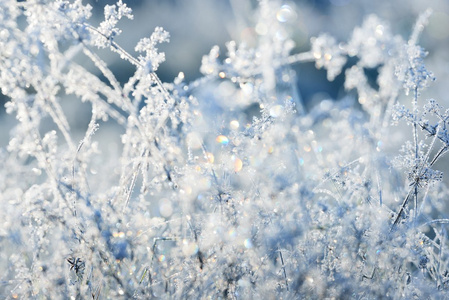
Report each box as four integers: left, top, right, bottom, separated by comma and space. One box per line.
1, 0, 449, 299
395, 44, 435, 95
347, 15, 395, 68
135, 27, 170, 73
311, 34, 347, 81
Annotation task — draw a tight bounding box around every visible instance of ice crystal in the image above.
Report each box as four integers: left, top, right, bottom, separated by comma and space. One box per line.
396, 44, 435, 95
311, 34, 347, 81
135, 27, 170, 73
94, 0, 133, 48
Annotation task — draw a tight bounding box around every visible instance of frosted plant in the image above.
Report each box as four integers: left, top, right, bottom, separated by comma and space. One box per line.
1, 0, 449, 299
310, 33, 347, 81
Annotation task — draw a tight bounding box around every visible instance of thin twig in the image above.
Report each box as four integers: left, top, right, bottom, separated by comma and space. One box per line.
278, 248, 289, 291
391, 184, 416, 229
123, 150, 145, 210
